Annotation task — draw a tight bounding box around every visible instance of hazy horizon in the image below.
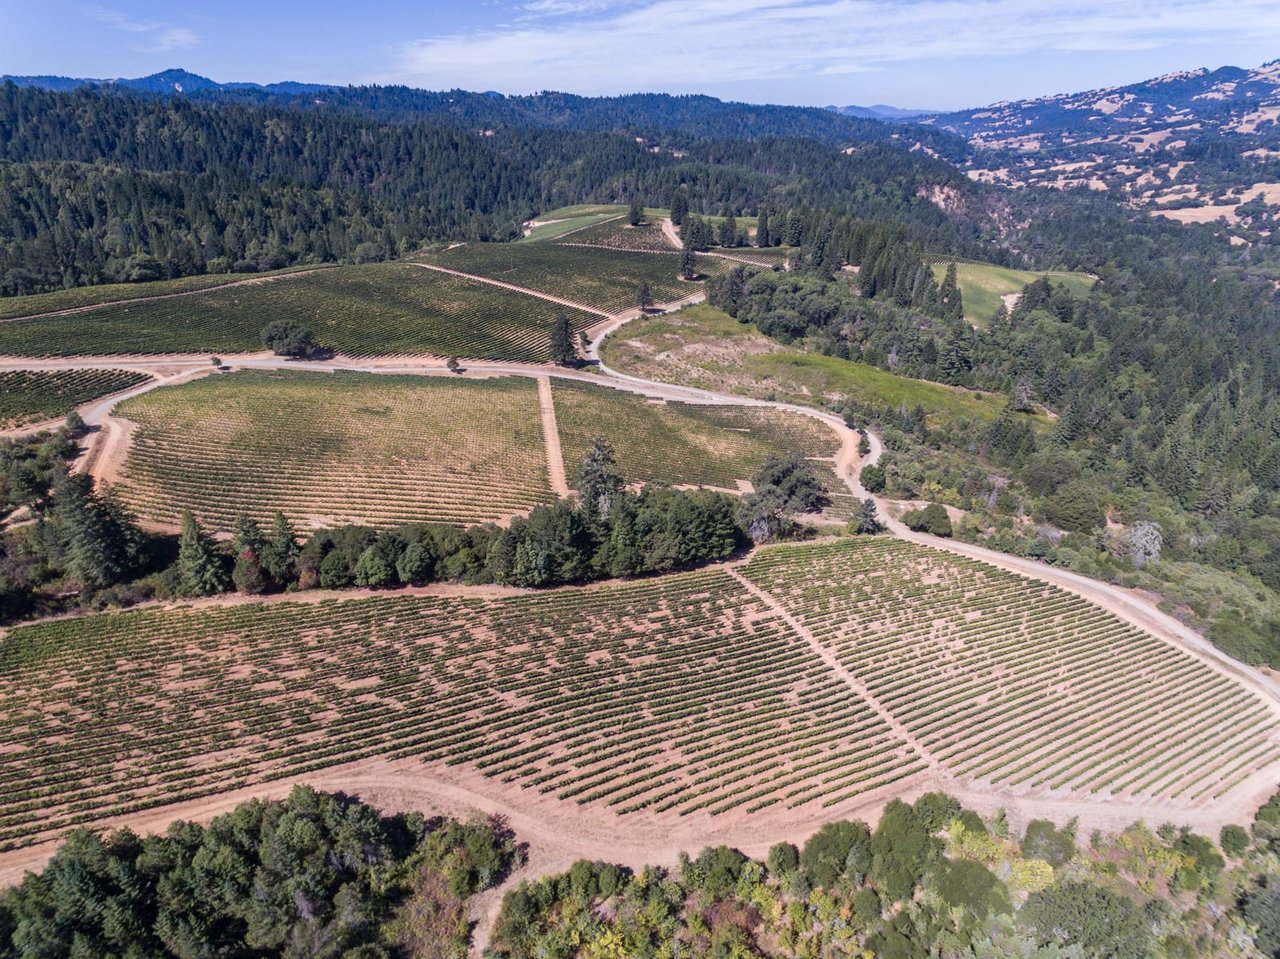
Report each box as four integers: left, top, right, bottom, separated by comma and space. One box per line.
4, 1, 1280, 111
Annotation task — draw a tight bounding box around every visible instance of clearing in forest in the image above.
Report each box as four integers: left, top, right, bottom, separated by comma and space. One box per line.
112, 371, 555, 531
551, 380, 858, 518
0, 263, 597, 361
928, 260, 1096, 325
0, 537, 1272, 855
0, 369, 151, 429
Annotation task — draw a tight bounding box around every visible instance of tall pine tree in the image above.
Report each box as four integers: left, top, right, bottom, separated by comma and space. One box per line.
178, 511, 230, 597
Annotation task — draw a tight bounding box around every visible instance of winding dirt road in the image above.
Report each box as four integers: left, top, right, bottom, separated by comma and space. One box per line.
3, 263, 1280, 950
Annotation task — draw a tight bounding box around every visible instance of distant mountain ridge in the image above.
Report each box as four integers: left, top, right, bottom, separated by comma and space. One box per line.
1, 67, 332, 96
827, 104, 933, 120
913, 58, 1280, 232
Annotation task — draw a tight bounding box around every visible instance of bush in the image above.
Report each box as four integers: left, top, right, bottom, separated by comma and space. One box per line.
902, 502, 952, 537
1021, 819, 1075, 867
1220, 823, 1250, 858
1043, 479, 1106, 534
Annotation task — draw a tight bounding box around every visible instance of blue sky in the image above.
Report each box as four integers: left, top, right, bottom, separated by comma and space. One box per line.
3, 1, 1279, 110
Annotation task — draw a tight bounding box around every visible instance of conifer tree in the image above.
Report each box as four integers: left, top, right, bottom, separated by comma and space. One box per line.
718, 216, 737, 248
680, 248, 697, 280
783, 210, 804, 247
261, 511, 299, 586
636, 281, 654, 312
939, 262, 964, 321
851, 498, 883, 535
178, 511, 230, 597
628, 197, 643, 226
577, 438, 625, 523
756, 209, 770, 248
669, 189, 688, 226
549, 313, 577, 365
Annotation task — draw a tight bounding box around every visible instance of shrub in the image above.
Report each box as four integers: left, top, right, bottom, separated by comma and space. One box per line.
1220, 824, 1250, 858
902, 502, 952, 537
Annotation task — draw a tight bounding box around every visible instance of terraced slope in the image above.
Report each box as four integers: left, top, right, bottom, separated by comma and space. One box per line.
742, 538, 1280, 802
114, 371, 555, 530
417, 243, 734, 313
0, 263, 597, 361
552, 380, 857, 517
0, 566, 922, 851
0, 369, 151, 428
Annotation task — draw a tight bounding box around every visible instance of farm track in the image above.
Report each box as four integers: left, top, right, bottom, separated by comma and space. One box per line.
4, 256, 1280, 951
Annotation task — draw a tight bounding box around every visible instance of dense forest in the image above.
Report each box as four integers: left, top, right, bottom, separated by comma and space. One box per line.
0, 83, 987, 296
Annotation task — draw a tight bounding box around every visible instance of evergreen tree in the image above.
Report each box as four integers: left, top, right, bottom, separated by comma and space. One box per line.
353, 546, 395, 588
718, 216, 737, 248
636, 281, 654, 312
549, 313, 578, 365
48, 474, 143, 592
680, 248, 697, 280
577, 438, 625, 523
939, 262, 964, 321
261, 511, 299, 586
783, 210, 804, 246
669, 189, 688, 226
233, 515, 265, 555
851, 498, 883, 534
628, 197, 643, 226
756, 209, 770, 248
177, 511, 230, 597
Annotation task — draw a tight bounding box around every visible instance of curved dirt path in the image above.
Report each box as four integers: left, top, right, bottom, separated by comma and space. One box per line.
0, 268, 334, 324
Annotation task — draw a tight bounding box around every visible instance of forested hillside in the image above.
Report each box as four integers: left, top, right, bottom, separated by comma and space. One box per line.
0, 83, 981, 295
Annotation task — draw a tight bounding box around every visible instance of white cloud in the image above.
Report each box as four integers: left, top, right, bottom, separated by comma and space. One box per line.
382, 0, 1280, 97
90, 8, 199, 52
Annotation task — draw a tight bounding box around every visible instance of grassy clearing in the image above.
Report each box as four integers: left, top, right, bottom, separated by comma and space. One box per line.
114, 370, 554, 531
929, 260, 1096, 325
0, 369, 152, 429
0, 263, 597, 360
417, 243, 735, 313
603, 304, 1032, 430
0, 265, 333, 321
552, 380, 857, 518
